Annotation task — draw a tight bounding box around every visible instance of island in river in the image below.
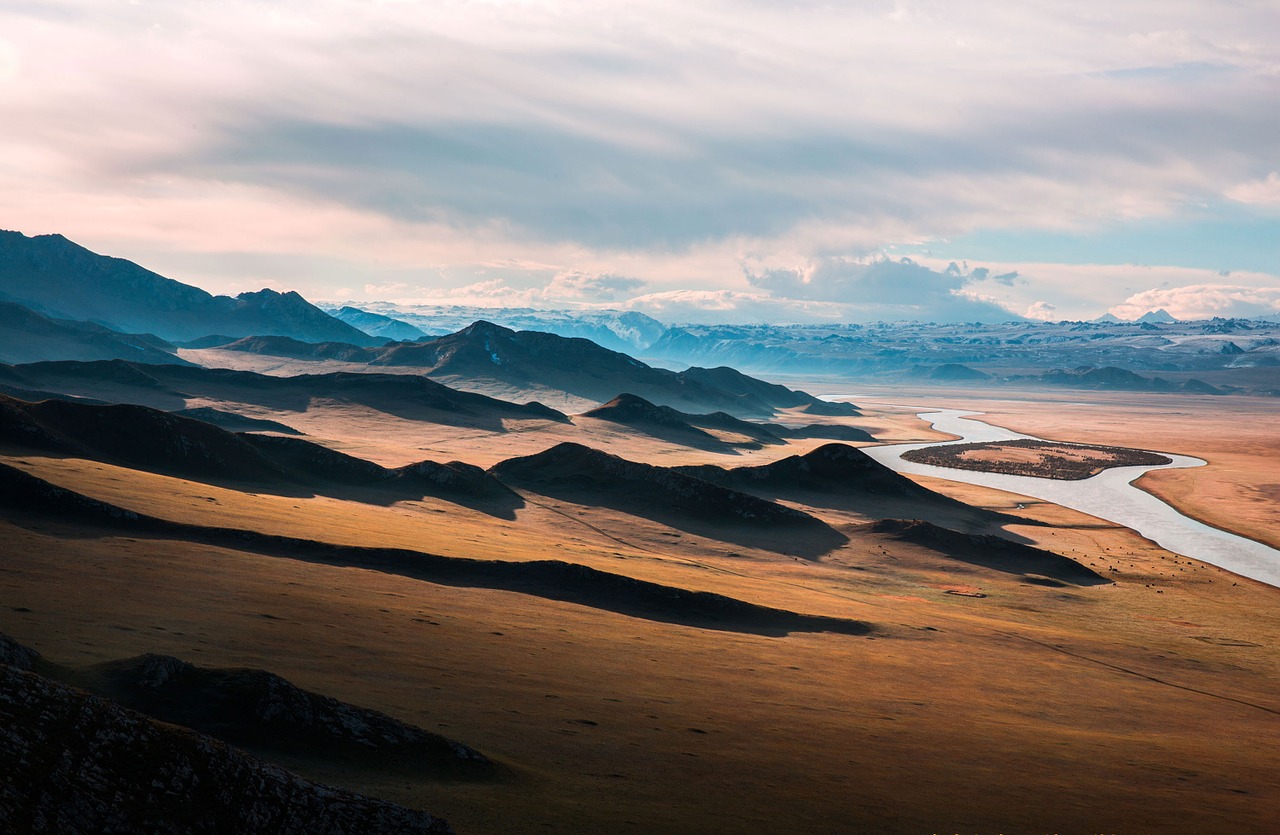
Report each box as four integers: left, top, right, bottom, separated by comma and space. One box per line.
901, 438, 1172, 480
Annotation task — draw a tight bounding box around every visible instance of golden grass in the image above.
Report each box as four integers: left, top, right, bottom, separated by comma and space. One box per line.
2, 392, 1278, 833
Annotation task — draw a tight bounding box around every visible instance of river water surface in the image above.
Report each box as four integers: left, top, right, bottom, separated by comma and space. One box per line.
856, 407, 1280, 588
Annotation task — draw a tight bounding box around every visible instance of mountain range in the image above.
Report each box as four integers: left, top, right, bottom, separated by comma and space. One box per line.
205, 321, 858, 418
0, 231, 381, 345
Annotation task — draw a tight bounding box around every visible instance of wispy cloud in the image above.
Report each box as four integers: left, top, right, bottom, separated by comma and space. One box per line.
1, 0, 1277, 319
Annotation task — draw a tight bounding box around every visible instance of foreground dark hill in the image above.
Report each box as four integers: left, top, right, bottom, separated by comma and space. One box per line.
79, 653, 499, 780
0, 393, 522, 515
0, 462, 871, 636
0, 639, 455, 834
3, 359, 567, 430
0, 230, 382, 345
6, 634, 497, 781
0, 300, 191, 366
490, 442, 848, 557
216, 320, 856, 418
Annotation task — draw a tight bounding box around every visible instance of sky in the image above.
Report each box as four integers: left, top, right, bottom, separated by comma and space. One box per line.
1, 0, 1277, 324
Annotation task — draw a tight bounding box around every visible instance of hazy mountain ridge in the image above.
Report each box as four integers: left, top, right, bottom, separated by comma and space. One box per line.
328, 302, 668, 353
206, 320, 856, 418
642, 318, 1280, 394
0, 300, 190, 366
0, 231, 382, 345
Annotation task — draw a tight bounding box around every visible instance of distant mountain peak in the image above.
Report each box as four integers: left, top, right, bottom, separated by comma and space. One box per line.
1137, 308, 1177, 324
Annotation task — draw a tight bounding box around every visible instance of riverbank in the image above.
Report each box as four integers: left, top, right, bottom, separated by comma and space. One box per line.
847, 406, 1280, 588
802, 384, 1280, 554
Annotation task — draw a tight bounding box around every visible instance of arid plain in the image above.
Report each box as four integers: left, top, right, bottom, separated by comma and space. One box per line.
2, 371, 1277, 834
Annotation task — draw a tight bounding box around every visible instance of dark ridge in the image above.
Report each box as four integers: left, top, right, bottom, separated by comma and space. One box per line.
18, 357, 166, 388
584, 392, 718, 432
0, 394, 287, 482
586, 393, 793, 449
797, 400, 862, 417
491, 442, 813, 524
214, 318, 843, 418
928, 363, 990, 381
582, 393, 738, 449
376, 321, 781, 416
686, 411, 788, 445
176, 334, 239, 349
672, 443, 1021, 532
490, 442, 849, 557
777, 424, 875, 442
0, 663, 454, 834
238, 433, 387, 483
77, 653, 498, 780
0, 393, 523, 517
220, 335, 381, 362
675, 443, 934, 498
11, 359, 570, 427
0, 300, 190, 366
675, 365, 860, 415
870, 519, 1109, 585
173, 406, 302, 435
0, 463, 870, 637
390, 459, 518, 500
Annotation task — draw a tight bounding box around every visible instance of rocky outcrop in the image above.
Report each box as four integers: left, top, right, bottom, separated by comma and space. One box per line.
86, 654, 496, 778
0, 661, 454, 834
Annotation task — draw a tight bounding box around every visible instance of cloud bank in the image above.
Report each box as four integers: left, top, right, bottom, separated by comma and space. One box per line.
1110, 285, 1280, 321
0, 0, 1276, 320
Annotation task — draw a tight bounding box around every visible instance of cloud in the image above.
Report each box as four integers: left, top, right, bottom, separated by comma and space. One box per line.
0, 1, 1276, 317
620, 290, 855, 325
1109, 285, 1280, 320
543, 271, 647, 302
1025, 301, 1059, 320
1226, 172, 1280, 205
363, 281, 409, 296
745, 257, 1019, 322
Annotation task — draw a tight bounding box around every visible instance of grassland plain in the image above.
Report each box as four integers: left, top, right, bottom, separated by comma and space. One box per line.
1, 396, 1277, 833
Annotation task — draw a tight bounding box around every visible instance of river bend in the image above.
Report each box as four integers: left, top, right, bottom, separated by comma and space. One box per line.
858, 408, 1280, 588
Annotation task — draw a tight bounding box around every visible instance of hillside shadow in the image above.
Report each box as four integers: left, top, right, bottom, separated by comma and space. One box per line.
505, 483, 849, 559
869, 519, 1110, 586
0, 449, 525, 520
0, 467, 872, 637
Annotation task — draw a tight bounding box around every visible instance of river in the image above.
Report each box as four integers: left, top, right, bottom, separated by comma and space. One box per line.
856, 407, 1280, 588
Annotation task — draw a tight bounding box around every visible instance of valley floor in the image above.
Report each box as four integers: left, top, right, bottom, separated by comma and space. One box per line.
2, 392, 1278, 833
